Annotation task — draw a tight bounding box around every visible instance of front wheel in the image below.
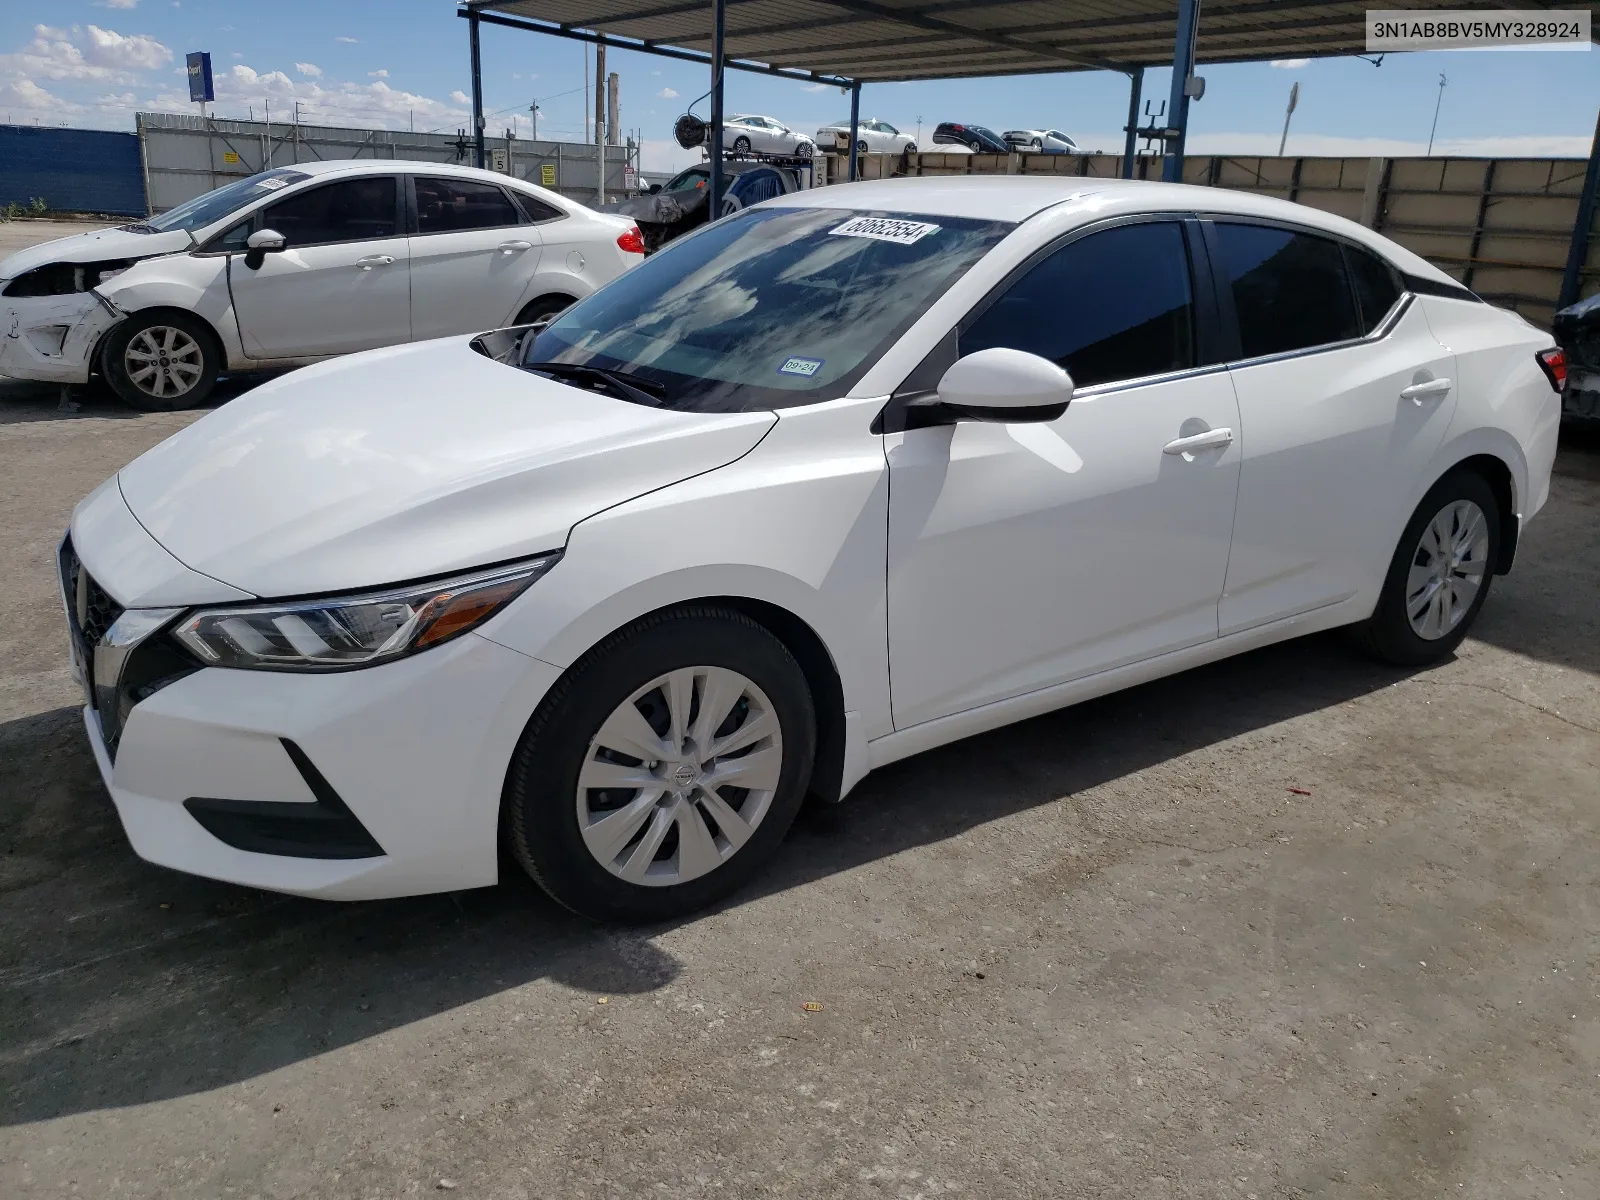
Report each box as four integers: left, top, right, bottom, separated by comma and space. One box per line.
505, 607, 816, 922
102, 310, 219, 411
856, 139, 869, 154
732, 135, 752, 154
514, 294, 573, 333
1354, 469, 1501, 665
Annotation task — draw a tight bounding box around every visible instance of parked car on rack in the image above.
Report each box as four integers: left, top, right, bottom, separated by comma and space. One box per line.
0, 160, 642, 410
816, 117, 916, 155
60, 176, 1560, 921
931, 122, 1011, 153
1004, 128, 1082, 153
603, 161, 804, 252
725, 114, 817, 157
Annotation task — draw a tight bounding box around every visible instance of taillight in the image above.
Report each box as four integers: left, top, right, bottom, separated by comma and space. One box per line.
1536, 346, 1567, 392
617, 226, 646, 255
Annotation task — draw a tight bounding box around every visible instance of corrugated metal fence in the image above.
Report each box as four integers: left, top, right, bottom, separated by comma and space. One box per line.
0, 125, 146, 216
845, 150, 1598, 328
136, 112, 632, 213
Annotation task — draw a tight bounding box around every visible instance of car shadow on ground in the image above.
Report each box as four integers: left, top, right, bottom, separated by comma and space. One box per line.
0, 629, 1422, 1126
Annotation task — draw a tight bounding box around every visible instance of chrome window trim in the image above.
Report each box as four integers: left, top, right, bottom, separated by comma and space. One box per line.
1223, 292, 1414, 373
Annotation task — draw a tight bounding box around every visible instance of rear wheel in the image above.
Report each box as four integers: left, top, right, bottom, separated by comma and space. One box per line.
1354, 469, 1501, 665
514, 294, 573, 333
102, 310, 219, 411
732, 135, 752, 154
505, 607, 816, 922
856, 139, 869, 154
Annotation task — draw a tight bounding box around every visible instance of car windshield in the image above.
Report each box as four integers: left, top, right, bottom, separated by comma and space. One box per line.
663, 167, 709, 193
967, 126, 1008, 151
520, 206, 1012, 413
143, 168, 311, 234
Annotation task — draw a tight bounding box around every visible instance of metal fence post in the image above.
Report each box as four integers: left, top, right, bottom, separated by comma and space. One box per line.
1122, 67, 1142, 180
469, 10, 486, 170
848, 80, 861, 182
708, 0, 726, 217
1162, 0, 1200, 183
1559, 106, 1600, 309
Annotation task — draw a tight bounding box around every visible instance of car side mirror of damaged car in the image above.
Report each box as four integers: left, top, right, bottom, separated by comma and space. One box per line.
922, 347, 1074, 424
243, 228, 286, 270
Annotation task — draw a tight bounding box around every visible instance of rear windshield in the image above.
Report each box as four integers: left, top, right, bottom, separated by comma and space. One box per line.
146, 169, 311, 234
520, 206, 1013, 412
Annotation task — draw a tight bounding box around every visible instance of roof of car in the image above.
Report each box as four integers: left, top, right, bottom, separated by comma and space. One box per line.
278, 159, 530, 181
768, 177, 1456, 283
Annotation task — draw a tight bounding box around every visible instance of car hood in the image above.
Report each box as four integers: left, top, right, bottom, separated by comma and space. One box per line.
116, 337, 777, 598
0, 226, 191, 280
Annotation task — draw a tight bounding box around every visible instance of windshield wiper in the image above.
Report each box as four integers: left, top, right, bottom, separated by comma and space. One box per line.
524, 361, 666, 407
118, 222, 158, 234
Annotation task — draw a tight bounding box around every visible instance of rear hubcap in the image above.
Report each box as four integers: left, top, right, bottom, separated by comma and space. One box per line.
1406, 498, 1490, 640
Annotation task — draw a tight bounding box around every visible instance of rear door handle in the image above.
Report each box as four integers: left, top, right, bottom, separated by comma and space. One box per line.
1400, 377, 1452, 404
355, 255, 396, 270
498, 240, 534, 254
1163, 427, 1234, 456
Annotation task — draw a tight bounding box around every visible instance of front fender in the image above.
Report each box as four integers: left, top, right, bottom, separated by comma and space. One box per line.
96, 257, 246, 368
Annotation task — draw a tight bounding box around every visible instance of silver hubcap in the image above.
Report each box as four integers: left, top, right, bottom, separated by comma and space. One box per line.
125, 326, 202, 399
1406, 498, 1490, 640
577, 666, 784, 887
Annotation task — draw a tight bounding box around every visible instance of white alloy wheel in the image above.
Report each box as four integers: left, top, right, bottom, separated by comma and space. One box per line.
576, 665, 784, 887
124, 325, 204, 401
1406, 498, 1491, 640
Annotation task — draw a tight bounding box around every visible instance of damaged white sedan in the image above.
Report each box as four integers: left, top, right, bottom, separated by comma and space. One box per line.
0, 160, 643, 410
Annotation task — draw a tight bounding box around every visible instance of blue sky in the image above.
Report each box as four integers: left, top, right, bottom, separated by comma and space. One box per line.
2, 1, 1596, 170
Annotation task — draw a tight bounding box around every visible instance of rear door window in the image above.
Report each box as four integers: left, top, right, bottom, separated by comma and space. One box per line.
960, 220, 1196, 388
415, 177, 525, 234
1213, 222, 1361, 358
262, 176, 398, 247
1343, 243, 1403, 333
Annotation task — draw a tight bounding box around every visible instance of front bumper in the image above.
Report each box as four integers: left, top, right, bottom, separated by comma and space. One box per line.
78, 631, 560, 900
0, 291, 120, 383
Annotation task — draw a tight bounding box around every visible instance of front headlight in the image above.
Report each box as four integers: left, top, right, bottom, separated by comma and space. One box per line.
171, 555, 560, 672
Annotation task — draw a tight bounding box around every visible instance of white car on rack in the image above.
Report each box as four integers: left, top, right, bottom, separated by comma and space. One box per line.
724, 114, 816, 157
1004, 128, 1083, 154
0, 160, 643, 410
61, 177, 1560, 920
815, 117, 916, 155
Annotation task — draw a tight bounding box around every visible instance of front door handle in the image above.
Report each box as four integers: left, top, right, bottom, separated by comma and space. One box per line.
1163, 427, 1234, 456
498, 240, 534, 254
1400, 377, 1452, 404
355, 255, 396, 270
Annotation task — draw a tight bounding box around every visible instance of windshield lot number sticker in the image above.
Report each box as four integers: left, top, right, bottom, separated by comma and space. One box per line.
778, 356, 825, 378
829, 217, 940, 245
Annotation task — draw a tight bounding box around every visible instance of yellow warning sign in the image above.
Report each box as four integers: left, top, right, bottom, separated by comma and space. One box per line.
540, 162, 557, 187
222, 151, 240, 164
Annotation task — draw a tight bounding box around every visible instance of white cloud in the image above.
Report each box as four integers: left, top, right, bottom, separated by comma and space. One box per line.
335, 36, 358, 44
450, 89, 469, 104
803, 82, 829, 92
0, 73, 85, 119
657, 86, 678, 99
368, 68, 388, 78
231, 52, 242, 59
296, 62, 320, 77
1271, 58, 1310, 69
2, 23, 173, 85
98, 0, 140, 8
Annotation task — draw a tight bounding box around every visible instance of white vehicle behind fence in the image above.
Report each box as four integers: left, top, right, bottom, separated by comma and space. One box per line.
0, 160, 643, 410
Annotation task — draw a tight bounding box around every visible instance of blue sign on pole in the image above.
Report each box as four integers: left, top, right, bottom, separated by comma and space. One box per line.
186, 52, 214, 104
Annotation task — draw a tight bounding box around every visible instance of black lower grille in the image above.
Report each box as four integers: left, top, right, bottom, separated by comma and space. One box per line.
60, 536, 124, 650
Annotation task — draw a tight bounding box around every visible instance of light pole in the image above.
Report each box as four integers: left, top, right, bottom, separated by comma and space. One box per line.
1427, 72, 1447, 156
1277, 81, 1299, 157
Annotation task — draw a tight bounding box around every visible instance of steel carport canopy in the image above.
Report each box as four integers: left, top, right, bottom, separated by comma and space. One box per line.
462, 0, 1574, 83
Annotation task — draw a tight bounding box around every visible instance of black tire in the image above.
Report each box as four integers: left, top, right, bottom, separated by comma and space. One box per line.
505, 606, 817, 922
856, 139, 869, 154
732, 135, 752, 154
514, 294, 573, 332
102, 309, 220, 412
1353, 469, 1501, 666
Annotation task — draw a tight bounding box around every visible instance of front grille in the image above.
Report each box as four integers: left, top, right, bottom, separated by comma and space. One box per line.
60, 535, 124, 649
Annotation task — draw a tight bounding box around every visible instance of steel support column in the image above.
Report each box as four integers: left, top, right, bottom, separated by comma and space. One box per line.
1161, 0, 1200, 183
1559, 106, 1600, 309
708, 0, 726, 219
848, 81, 861, 182
1122, 66, 1143, 180
469, 9, 486, 169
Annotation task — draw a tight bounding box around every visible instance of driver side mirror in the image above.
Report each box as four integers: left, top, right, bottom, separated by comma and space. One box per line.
242, 227, 286, 270
925, 347, 1074, 423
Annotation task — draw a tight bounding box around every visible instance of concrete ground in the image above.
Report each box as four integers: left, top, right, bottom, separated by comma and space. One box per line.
2, 219, 1599, 1199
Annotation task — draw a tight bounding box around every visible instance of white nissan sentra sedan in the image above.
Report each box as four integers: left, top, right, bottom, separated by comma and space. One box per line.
0, 160, 643, 410
60, 177, 1562, 920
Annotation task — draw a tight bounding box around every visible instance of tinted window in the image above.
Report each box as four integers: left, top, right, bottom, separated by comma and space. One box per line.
1344, 243, 1402, 333
416, 177, 523, 234
961, 221, 1195, 388
514, 191, 563, 222
523, 207, 1011, 412
731, 170, 784, 205
262, 177, 397, 248
1215, 223, 1360, 358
